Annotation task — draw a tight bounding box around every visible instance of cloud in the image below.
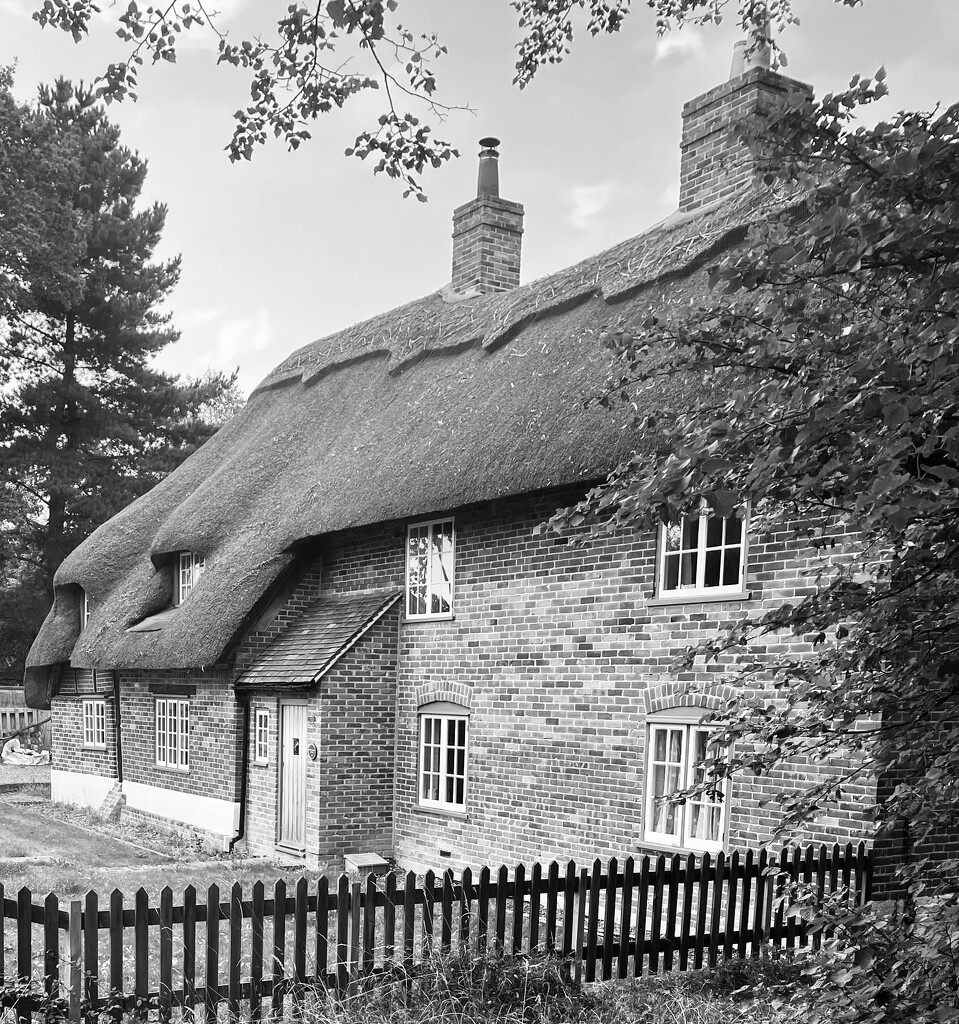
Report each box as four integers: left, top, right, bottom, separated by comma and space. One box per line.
566, 182, 616, 231
654, 29, 704, 63
152, 307, 275, 390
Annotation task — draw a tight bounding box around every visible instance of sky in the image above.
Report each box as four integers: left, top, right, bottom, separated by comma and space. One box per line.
3, 0, 958, 395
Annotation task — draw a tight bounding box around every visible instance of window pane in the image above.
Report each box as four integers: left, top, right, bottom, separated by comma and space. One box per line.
408, 527, 428, 615
706, 515, 723, 547
429, 522, 453, 615
726, 515, 743, 544
664, 553, 679, 591
689, 803, 722, 842
680, 551, 697, 586
654, 729, 666, 761
681, 517, 698, 550
668, 729, 683, 763
664, 523, 682, 552
704, 549, 721, 588
723, 547, 741, 586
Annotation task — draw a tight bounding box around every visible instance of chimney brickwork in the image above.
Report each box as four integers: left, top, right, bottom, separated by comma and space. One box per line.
679, 66, 812, 213
451, 139, 524, 295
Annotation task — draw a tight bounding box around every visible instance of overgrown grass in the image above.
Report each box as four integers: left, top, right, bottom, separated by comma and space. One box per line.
301, 950, 807, 1024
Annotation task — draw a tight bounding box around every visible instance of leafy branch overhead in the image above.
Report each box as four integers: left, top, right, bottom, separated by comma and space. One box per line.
544, 74, 959, 1023
30, 0, 861, 196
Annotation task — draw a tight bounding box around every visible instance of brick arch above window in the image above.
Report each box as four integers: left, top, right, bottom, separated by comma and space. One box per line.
642, 682, 736, 717
414, 682, 473, 710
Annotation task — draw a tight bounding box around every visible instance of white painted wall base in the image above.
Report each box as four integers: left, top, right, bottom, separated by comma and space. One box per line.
122, 780, 241, 837
51, 768, 116, 809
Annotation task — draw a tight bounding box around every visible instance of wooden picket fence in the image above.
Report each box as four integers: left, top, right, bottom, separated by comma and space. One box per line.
0, 843, 871, 1021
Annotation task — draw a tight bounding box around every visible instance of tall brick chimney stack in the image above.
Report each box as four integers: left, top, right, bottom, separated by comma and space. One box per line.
451, 138, 524, 295
678, 33, 812, 213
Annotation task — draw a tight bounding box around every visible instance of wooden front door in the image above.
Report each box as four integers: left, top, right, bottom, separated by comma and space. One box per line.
277, 701, 308, 853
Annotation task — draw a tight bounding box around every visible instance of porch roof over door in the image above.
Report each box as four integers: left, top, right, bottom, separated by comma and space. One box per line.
235, 589, 401, 693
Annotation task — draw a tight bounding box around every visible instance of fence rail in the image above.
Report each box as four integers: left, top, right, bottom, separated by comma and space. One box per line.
0, 707, 51, 749
0, 843, 871, 1021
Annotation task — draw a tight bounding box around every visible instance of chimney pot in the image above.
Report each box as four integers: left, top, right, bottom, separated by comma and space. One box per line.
477, 137, 501, 198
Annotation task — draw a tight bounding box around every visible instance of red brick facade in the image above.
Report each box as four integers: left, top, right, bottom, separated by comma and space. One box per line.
51, 486, 877, 872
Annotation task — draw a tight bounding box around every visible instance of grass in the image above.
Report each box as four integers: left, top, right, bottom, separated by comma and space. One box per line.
0, 801, 335, 901
291, 950, 808, 1024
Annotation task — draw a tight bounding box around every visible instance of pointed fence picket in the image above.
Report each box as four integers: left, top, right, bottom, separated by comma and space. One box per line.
0, 842, 872, 1022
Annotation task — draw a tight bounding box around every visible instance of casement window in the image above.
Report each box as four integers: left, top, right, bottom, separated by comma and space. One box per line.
81, 588, 91, 629
155, 697, 190, 771
406, 519, 454, 619
658, 507, 746, 598
254, 708, 270, 765
644, 707, 729, 852
82, 698, 106, 749
418, 702, 469, 812
176, 552, 206, 605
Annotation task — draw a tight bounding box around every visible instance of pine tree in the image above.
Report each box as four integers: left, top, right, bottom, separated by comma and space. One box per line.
0, 77, 235, 679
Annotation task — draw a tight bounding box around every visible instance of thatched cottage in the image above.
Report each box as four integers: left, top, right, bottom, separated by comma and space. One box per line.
24, 49, 881, 873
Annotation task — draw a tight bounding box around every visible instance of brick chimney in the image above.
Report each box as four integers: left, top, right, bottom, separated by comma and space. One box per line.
678, 38, 812, 212
451, 138, 524, 295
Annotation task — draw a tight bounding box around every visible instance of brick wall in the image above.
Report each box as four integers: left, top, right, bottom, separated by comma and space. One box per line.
119, 668, 243, 802
314, 489, 875, 874
245, 696, 279, 856
679, 67, 812, 212
51, 694, 117, 778
235, 567, 324, 673
451, 196, 524, 294
243, 609, 399, 866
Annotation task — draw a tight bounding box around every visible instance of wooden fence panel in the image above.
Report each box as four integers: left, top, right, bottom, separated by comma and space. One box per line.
0, 843, 874, 1018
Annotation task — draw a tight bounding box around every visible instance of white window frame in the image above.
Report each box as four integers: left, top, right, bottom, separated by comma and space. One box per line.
155, 697, 190, 771
81, 588, 91, 629
254, 708, 270, 765
657, 505, 747, 599
82, 698, 106, 749
406, 518, 455, 620
644, 707, 729, 853
417, 704, 469, 813
176, 552, 206, 606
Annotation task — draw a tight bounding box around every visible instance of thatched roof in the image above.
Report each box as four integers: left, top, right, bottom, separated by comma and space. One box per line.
236, 590, 400, 693
24, 186, 786, 704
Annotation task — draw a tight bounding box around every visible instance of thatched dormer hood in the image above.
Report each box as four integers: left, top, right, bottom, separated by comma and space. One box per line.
24, 188, 780, 706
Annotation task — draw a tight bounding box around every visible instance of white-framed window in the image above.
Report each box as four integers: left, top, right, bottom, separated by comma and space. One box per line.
406, 519, 454, 619
81, 588, 91, 629
176, 552, 206, 605
658, 506, 746, 598
418, 702, 469, 812
254, 708, 270, 765
155, 697, 190, 771
644, 707, 728, 852
82, 698, 106, 749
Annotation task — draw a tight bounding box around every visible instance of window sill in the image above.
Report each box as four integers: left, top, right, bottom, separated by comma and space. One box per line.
647, 590, 751, 608
403, 614, 456, 624
154, 765, 190, 774
636, 839, 727, 857
253, 760, 270, 768
82, 744, 107, 751
411, 805, 469, 822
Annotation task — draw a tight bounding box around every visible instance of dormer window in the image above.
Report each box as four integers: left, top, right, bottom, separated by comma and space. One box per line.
80, 588, 91, 629
176, 552, 206, 606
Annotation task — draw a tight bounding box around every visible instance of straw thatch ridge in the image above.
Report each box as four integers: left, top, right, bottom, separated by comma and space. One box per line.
23, 187, 791, 702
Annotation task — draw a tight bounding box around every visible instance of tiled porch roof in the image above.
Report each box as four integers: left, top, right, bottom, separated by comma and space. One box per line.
235, 589, 401, 692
